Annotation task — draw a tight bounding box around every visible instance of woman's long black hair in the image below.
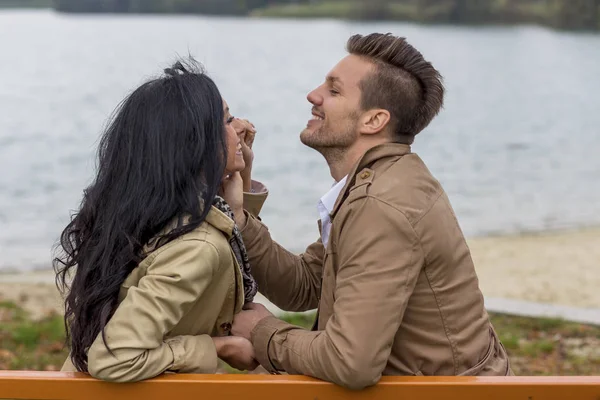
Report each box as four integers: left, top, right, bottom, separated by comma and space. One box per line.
53, 59, 227, 372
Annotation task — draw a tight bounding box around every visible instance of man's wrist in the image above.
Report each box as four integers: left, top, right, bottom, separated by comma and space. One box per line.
250, 316, 282, 374
241, 169, 252, 192
234, 208, 247, 229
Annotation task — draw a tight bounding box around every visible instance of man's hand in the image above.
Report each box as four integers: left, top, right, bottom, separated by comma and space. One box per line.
221, 171, 246, 227
212, 336, 259, 371
231, 118, 256, 192
232, 302, 274, 341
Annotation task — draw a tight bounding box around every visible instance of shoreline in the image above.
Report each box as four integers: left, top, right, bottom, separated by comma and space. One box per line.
1, 5, 598, 33
2, 225, 599, 273
1, 226, 599, 320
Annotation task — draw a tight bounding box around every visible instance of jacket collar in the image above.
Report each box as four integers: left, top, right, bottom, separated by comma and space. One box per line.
145, 205, 234, 253
204, 206, 235, 238
331, 143, 411, 218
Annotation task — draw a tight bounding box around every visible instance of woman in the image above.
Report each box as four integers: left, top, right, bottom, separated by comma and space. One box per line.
54, 59, 267, 382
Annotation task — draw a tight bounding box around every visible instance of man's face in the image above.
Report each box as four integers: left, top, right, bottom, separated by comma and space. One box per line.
300, 54, 373, 152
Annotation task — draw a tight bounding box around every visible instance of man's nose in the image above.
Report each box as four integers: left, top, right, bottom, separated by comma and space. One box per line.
307, 87, 323, 106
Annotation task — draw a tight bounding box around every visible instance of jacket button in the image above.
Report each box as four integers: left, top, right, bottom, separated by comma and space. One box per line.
360, 171, 371, 179
221, 322, 232, 332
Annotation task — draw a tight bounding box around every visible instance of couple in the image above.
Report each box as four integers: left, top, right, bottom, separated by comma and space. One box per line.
55, 33, 511, 389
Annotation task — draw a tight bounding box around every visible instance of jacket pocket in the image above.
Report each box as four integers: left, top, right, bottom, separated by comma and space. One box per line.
498, 340, 514, 376
458, 328, 496, 376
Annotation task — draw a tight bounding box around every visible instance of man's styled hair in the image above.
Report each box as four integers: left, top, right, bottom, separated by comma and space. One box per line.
346, 33, 444, 144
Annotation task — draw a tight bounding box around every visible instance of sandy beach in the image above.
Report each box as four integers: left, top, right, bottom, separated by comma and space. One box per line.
468, 227, 600, 309
1, 227, 599, 320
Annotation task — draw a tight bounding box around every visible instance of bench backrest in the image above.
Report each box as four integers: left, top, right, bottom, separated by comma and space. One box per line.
1, 372, 600, 400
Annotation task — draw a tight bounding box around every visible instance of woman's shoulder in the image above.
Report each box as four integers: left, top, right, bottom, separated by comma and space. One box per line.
151, 220, 227, 255
122, 218, 232, 289
178, 219, 231, 253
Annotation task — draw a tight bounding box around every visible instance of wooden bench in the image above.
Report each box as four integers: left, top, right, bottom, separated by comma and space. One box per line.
0, 372, 599, 400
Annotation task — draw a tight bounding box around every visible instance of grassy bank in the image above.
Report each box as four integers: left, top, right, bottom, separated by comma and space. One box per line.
0, 301, 66, 371
251, 2, 416, 20
1, 301, 598, 375
250, 0, 600, 31
251, 2, 356, 19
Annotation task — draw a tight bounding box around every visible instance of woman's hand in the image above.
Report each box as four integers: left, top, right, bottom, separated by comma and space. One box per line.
231, 118, 256, 192
212, 336, 259, 371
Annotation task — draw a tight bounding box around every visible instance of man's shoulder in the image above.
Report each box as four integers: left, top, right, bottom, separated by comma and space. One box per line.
355, 153, 446, 225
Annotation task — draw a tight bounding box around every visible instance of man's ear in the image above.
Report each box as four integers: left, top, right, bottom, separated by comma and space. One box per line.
358, 109, 391, 135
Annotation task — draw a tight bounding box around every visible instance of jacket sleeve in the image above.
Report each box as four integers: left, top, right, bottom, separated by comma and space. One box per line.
240, 211, 324, 312
87, 238, 221, 382
251, 196, 424, 390
243, 179, 269, 217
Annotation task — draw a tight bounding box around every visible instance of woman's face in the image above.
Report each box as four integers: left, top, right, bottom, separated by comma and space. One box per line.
223, 100, 245, 175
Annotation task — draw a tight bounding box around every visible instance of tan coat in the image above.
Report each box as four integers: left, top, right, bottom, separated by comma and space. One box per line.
241, 143, 511, 390
61, 187, 267, 382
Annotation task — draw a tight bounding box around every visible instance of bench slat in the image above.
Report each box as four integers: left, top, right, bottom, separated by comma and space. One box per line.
0, 372, 599, 400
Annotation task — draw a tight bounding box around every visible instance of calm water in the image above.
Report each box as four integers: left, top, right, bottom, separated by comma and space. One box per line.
1, 9, 599, 271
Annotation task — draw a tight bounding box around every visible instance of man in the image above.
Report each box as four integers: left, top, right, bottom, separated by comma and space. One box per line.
226, 33, 511, 389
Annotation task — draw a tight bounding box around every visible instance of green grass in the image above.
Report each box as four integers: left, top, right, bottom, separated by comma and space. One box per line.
250, 0, 599, 30
499, 333, 520, 351
2, 301, 599, 375
279, 312, 316, 328
521, 339, 556, 357
0, 301, 68, 370
224, 309, 600, 375
250, 2, 355, 19
274, 311, 600, 376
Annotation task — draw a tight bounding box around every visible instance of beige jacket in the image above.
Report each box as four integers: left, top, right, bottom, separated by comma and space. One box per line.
241, 143, 511, 390
61, 186, 267, 382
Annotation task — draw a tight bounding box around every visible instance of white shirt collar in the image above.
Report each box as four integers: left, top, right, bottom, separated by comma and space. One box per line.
317, 175, 348, 248
319, 175, 348, 217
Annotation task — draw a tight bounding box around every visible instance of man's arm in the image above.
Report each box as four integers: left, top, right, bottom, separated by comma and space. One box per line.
231, 117, 322, 312
239, 212, 324, 312
243, 180, 268, 217
248, 196, 424, 390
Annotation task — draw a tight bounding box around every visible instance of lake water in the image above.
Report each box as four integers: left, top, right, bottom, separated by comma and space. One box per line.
1, 9, 599, 271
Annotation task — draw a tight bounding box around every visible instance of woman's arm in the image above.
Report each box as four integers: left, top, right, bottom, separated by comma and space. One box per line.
87, 239, 229, 382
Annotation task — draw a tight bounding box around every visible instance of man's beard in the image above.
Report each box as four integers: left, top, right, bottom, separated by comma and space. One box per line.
300, 115, 358, 155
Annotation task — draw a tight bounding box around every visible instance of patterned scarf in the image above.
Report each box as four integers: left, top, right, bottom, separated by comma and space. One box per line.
212, 196, 258, 303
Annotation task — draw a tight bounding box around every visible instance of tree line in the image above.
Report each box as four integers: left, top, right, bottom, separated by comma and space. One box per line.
51, 0, 600, 31
53, 0, 290, 15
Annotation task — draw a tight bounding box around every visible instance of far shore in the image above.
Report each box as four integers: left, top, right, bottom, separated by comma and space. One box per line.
1, 226, 599, 320
1, 2, 599, 32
